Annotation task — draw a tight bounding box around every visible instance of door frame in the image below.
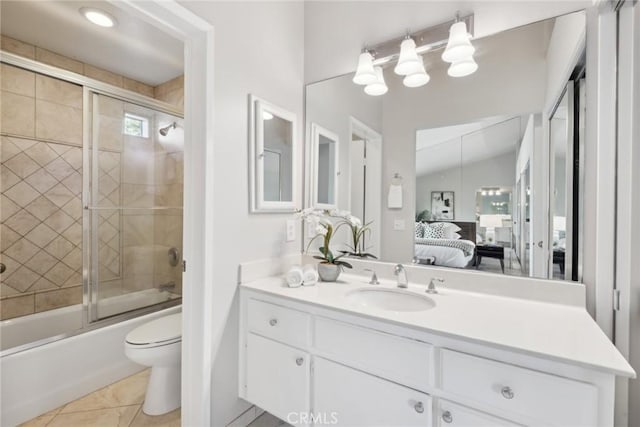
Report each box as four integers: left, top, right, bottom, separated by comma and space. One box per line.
112, 2, 215, 426
348, 117, 383, 256
614, 2, 638, 426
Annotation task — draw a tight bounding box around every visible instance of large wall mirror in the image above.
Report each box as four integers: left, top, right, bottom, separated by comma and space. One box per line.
250, 95, 298, 212
305, 10, 586, 282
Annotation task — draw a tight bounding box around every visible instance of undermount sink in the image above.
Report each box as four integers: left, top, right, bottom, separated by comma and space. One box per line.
346, 288, 436, 312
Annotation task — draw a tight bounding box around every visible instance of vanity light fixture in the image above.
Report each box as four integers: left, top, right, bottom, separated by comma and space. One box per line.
443, 16, 478, 77
403, 58, 430, 88
80, 7, 117, 28
353, 50, 378, 86
353, 13, 476, 96
394, 37, 423, 76
448, 55, 478, 77
263, 111, 274, 120
442, 19, 475, 63
364, 66, 388, 96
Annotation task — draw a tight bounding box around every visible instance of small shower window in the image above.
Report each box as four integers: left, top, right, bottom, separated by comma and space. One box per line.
124, 113, 149, 138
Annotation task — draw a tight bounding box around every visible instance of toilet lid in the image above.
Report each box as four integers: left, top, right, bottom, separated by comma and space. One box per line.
126, 313, 182, 345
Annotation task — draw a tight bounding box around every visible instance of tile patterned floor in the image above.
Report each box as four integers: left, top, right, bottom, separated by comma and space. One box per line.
20, 369, 180, 427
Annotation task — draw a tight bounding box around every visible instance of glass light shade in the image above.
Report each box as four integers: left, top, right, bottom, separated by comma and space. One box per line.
447, 56, 478, 77
364, 67, 388, 96
394, 38, 423, 76
403, 66, 430, 88
353, 51, 377, 85
442, 21, 475, 63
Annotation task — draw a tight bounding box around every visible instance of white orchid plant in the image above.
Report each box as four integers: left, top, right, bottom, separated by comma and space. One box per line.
296, 209, 377, 268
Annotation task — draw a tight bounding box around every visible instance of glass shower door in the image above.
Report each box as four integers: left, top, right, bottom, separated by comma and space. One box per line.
86, 92, 183, 321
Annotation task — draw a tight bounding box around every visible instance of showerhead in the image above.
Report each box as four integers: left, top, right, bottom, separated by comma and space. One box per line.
159, 122, 177, 136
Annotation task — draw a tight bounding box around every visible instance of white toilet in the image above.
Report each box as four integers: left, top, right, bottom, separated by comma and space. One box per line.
125, 312, 182, 415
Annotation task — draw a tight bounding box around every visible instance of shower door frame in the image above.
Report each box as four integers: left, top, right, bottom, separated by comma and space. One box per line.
83, 88, 184, 325
0, 52, 183, 341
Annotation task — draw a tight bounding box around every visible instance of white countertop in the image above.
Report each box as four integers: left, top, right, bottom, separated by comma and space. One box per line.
241, 274, 635, 377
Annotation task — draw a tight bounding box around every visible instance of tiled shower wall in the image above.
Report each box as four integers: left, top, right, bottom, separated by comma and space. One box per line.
1, 65, 84, 319
1, 35, 155, 98
1, 38, 185, 320
151, 67, 184, 297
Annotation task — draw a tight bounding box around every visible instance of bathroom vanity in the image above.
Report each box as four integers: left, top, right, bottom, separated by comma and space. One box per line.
238, 273, 635, 426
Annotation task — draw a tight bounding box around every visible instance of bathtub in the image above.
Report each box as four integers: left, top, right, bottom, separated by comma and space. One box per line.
0, 295, 180, 426
1, 289, 179, 351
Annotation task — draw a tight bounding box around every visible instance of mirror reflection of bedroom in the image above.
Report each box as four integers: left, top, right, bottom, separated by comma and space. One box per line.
411, 13, 586, 281
414, 89, 583, 280
414, 116, 524, 276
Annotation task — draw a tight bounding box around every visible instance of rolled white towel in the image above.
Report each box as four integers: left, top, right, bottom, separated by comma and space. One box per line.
285, 267, 303, 288
302, 264, 318, 286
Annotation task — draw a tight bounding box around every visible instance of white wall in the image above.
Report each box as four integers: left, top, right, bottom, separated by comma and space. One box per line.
178, 2, 304, 425
379, 22, 547, 262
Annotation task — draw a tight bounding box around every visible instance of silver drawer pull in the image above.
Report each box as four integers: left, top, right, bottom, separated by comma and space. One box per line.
269, 318, 278, 326
442, 410, 453, 423
414, 401, 424, 414
501, 386, 515, 399
295, 357, 304, 366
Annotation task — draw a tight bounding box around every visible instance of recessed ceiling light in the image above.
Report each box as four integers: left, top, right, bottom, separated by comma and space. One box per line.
80, 7, 117, 28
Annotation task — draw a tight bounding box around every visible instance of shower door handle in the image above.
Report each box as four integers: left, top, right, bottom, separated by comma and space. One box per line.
0, 263, 5, 274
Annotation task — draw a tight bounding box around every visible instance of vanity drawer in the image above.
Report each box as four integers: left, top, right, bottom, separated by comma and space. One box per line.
440, 349, 598, 427
436, 399, 521, 427
314, 317, 432, 389
314, 357, 432, 427
247, 299, 310, 349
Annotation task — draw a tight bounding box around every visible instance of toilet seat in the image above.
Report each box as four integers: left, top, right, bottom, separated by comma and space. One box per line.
126, 313, 182, 347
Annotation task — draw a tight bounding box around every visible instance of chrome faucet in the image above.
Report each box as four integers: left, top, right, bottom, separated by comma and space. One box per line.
426, 277, 444, 294
394, 264, 408, 288
364, 268, 380, 285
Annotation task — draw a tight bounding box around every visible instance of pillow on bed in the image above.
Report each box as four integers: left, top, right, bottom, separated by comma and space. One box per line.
423, 223, 446, 239
431, 222, 461, 239
415, 222, 424, 238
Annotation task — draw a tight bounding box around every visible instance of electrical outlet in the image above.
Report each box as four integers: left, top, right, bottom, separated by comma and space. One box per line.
286, 219, 296, 242
393, 219, 406, 231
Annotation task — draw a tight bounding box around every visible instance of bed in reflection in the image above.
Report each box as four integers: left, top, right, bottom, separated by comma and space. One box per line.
414, 221, 477, 268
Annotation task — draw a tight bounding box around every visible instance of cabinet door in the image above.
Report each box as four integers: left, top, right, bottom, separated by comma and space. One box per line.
437, 400, 521, 427
246, 333, 310, 424
313, 357, 432, 426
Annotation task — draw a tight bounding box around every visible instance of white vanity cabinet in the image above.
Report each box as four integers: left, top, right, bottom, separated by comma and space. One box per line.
313, 357, 432, 426
243, 300, 312, 424
246, 333, 310, 422
435, 400, 521, 427
239, 290, 620, 427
